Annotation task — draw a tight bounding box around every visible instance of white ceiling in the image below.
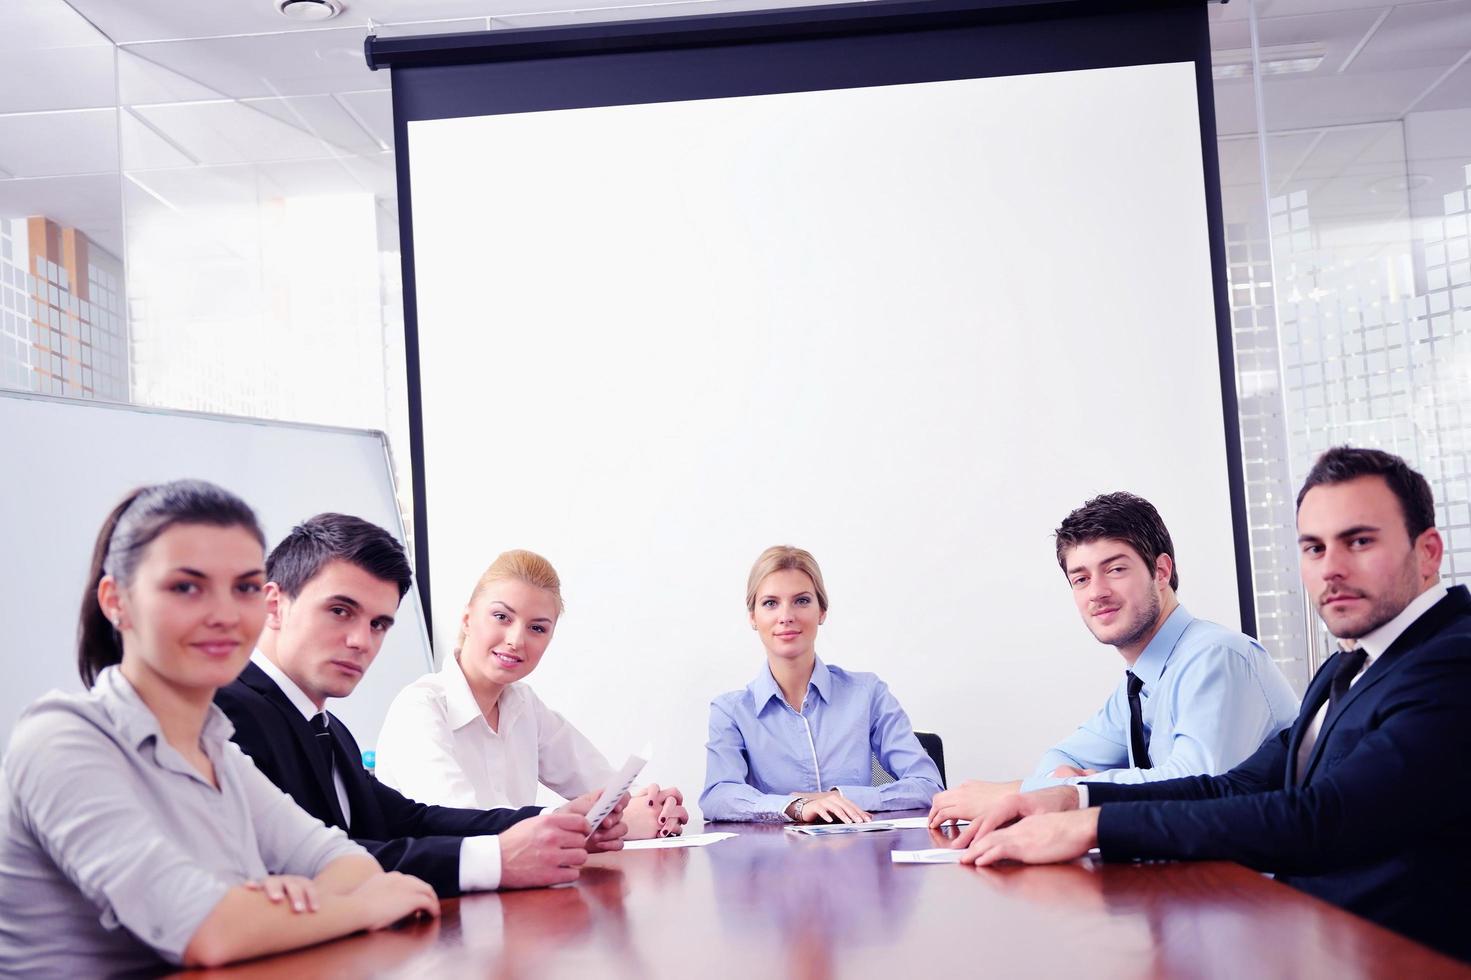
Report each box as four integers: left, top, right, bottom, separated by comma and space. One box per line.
1, 0, 1468, 255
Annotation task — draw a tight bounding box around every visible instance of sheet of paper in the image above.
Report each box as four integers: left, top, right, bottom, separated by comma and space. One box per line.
785, 822, 894, 836
891, 848, 966, 864
621, 832, 737, 850
584, 748, 648, 840
871, 816, 969, 830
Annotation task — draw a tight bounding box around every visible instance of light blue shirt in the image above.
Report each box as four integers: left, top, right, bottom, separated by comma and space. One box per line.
1021, 604, 1299, 792
700, 658, 943, 821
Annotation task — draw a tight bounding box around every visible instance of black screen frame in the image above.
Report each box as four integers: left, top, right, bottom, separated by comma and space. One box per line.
371, 0, 1254, 645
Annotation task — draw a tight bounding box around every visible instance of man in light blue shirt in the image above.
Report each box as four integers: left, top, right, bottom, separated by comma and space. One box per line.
929, 492, 1298, 826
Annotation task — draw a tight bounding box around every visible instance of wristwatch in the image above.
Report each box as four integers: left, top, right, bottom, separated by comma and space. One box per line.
787, 797, 807, 822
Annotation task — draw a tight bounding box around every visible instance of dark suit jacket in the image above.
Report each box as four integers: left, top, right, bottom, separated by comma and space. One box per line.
215, 661, 542, 897
1088, 585, 1471, 961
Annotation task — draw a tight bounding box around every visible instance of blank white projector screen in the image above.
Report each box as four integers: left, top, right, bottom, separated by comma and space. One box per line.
407, 60, 1242, 812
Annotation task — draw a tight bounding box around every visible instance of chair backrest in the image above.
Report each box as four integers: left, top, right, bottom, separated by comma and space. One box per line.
871, 730, 946, 789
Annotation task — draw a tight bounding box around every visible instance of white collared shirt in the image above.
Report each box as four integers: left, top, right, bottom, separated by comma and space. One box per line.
1293, 581, 1448, 774
374, 652, 615, 809
251, 649, 352, 824
249, 650, 505, 892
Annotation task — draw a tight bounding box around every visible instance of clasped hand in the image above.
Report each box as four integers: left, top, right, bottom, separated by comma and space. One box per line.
946, 786, 1099, 866
625, 783, 689, 839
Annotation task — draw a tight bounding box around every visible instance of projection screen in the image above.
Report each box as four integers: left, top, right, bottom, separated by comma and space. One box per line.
371, 0, 1250, 807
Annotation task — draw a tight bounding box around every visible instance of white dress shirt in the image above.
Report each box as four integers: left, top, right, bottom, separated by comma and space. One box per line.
1076, 581, 1449, 810
375, 652, 616, 810
250, 650, 505, 891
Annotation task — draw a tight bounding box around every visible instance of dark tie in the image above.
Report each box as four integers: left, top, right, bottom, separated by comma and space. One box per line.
1127, 671, 1152, 769
311, 712, 335, 776
1328, 648, 1369, 713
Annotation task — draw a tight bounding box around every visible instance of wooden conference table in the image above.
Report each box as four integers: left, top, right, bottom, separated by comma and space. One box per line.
184, 814, 1469, 979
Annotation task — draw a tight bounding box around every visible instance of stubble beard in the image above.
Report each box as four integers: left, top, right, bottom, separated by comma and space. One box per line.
1319, 551, 1422, 640
1092, 583, 1162, 651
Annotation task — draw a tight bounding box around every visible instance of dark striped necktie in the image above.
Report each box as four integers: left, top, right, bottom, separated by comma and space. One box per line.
311, 712, 335, 774
1127, 671, 1152, 769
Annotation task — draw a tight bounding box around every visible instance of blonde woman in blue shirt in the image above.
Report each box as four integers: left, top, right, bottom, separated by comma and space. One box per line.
700, 545, 943, 823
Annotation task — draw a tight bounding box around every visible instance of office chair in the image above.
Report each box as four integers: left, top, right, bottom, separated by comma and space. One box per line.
871, 730, 946, 789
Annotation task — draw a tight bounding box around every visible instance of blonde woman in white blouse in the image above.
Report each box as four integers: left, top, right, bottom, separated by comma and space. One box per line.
376, 550, 687, 839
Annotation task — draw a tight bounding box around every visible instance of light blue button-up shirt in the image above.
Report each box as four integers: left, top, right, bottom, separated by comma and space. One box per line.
1021, 604, 1299, 791
700, 658, 943, 821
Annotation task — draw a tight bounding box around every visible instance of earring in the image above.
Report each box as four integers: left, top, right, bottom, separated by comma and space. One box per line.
750, 624, 757, 630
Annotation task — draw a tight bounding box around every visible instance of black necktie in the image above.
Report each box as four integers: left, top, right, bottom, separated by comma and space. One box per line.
311, 712, 335, 775
1126, 671, 1152, 769
1328, 648, 1369, 713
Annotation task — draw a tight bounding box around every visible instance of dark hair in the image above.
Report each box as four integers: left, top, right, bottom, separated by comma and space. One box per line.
266, 513, 413, 600
1054, 491, 1179, 591
1295, 446, 1435, 541
79, 480, 266, 687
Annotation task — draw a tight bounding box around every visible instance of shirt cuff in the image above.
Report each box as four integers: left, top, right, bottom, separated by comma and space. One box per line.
836, 785, 881, 812
459, 835, 503, 892
1075, 784, 1090, 810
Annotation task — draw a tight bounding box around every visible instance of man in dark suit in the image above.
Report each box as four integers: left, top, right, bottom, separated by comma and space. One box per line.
215, 513, 628, 897
952, 447, 1471, 962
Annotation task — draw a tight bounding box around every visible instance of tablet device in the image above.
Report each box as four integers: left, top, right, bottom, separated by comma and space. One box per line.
584, 750, 647, 840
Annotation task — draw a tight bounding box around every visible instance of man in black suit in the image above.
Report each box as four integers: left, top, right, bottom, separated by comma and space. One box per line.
215, 513, 628, 898
953, 447, 1471, 962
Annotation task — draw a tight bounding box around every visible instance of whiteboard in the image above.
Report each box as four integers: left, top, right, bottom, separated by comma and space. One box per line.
0, 391, 432, 749
404, 62, 1247, 809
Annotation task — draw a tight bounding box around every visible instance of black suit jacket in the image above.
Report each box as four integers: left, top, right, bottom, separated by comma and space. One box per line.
215, 661, 542, 897
1088, 585, 1471, 961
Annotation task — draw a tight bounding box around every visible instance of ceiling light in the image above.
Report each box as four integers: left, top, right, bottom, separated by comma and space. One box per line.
276, 0, 342, 21
1212, 44, 1326, 81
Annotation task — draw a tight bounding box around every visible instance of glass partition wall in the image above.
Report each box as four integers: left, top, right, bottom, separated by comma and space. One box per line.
1211, 0, 1471, 685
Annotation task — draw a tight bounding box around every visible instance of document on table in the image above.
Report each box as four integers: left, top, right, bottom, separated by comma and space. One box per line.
871, 816, 969, 830
622, 832, 737, 850
785, 822, 895, 836
891, 848, 966, 864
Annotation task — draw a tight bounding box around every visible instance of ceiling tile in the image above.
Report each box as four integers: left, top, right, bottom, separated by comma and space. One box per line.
336, 90, 393, 148
1412, 57, 1471, 113
118, 48, 221, 104
0, 108, 118, 178
1357, 0, 1471, 59
0, 0, 109, 50
119, 31, 388, 102
120, 111, 198, 171
130, 98, 374, 167
1255, 66, 1450, 128
242, 95, 385, 154
0, 45, 116, 113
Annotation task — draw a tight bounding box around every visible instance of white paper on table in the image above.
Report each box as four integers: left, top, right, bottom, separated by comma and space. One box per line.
872, 816, 969, 830
584, 746, 649, 840
621, 832, 738, 850
890, 848, 966, 864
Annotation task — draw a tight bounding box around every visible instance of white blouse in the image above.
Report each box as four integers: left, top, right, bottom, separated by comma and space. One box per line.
374, 653, 616, 810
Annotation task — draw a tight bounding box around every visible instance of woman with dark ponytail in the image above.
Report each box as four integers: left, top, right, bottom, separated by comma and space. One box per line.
1, 480, 439, 975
